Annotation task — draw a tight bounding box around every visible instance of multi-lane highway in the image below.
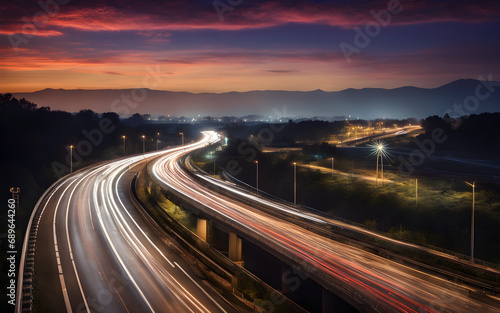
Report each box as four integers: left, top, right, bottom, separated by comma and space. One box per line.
18, 145, 235, 313
151, 131, 500, 313
196, 166, 500, 277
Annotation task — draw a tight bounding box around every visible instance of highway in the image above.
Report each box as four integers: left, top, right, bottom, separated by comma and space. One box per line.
151, 131, 500, 313
196, 167, 500, 277
19, 146, 235, 313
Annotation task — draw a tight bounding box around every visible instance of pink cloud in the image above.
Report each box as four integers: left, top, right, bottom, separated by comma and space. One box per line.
0, 29, 63, 37
1, 0, 498, 36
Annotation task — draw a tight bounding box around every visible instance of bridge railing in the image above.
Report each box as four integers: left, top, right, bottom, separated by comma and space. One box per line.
215, 166, 500, 273
176, 156, 387, 312
138, 164, 310, 313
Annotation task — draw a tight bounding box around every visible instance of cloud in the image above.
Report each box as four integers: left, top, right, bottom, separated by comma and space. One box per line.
0, 29, 63, 37
264, 70, 298, 73
104, 71, 122, 75
1, 0, 498, 37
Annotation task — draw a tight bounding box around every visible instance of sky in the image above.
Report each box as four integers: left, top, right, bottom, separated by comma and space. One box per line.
1, 0, 500, 93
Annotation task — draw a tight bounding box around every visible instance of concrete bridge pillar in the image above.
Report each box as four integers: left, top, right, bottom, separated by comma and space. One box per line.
322, 287, 335, 313
196, 218, 208, 242
228, 232, 242, 262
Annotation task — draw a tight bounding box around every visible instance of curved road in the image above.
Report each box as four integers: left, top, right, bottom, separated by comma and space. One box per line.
151, 131, 500, 313
24, 146, 235, 313
197, 168, 500, 276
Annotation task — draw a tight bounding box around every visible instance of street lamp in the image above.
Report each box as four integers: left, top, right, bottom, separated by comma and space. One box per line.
255, 160, 259, 194
330, 157, 334, 179
179, 132, 184, 146
377, 144, 384, 184
415, 178, 418, 208
122, 135, 126, 156
465, 181, 476, 262
69, 145, 73, 173
156, 132, 160, 151
293, 162, 297, 205
142, 135, 145, 154
369, 140, 388, 185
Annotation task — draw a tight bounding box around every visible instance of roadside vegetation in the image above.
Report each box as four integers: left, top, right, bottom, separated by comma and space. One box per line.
194, 131, 500, 264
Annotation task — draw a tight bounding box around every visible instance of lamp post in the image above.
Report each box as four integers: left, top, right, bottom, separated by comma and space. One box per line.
465, 181, 475, 262
331, 157, 334, 179
122, 136, 126, 156
381, 151, 384, 184
255, 160, 259, 194
415, 178, 418, 208
156, 132, 160, 151
293, 162, 297, 205
372, 141, 386, 185
142, 135, 145, 155
180, 132, 184, 146
69, 145, 73, 173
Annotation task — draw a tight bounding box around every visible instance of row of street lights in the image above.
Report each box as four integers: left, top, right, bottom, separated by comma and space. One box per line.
251, 152, 477, 262
69, 135, 478, 262
67, 132, 185, 172
370, 141, 476, 262
119, 132, 185, 157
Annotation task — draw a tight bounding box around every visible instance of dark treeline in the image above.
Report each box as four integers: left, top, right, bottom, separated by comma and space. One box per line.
0, 93, 198, 223
417, 113, 500, 156
223, 118, 417, 144
0, 94, 198, 310
200, 137, 500, 263
201, 113, 500, 263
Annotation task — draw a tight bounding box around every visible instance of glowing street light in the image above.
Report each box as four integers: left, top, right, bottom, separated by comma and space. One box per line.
69, 145, 73, 173
465, 181, 476, 262
369, 140, 389, 185
179, 132, 184, 146
122, 135, 126, 156
142, 135, 146, 154
156, 132, 160, 151
293, 162, 297, 205
255, 160, 259, 195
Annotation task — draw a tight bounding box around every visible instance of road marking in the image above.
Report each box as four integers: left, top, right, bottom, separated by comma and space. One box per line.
52, 178, 77, 313
93, 176, 156, 313
93, 250, 109, 285
115, 288, 130, 313
65, 169, 102, 313
52, 169, 99, 313
59, 274, 73, 313
116, 169, 175, 268
89, 202, 95, 231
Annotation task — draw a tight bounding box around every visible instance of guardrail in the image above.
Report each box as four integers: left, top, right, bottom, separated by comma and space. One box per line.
15, 155, 144, 313
185, 157, 500, 295
166, 156, 387, 312
218, 164, 500, 274
137, 164, 310, 313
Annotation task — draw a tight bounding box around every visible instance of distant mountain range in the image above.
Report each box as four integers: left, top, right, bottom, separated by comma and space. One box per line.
12, 79, 500, 119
